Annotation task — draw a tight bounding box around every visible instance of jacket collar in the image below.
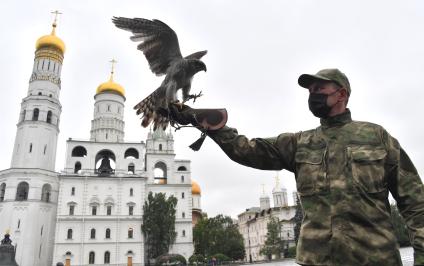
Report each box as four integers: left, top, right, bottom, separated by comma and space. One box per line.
320, 109, 352, 128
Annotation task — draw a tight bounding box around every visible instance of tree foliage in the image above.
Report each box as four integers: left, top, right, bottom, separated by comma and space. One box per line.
390, 203, 411, 247
193, 214, 245, 260
293, 195, 303, 245
259, 217, 285, 260
142, 192, 178, 260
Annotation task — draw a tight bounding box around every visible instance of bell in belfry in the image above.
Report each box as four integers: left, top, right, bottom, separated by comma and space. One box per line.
0, 231, 19, 266
98, 155, 113, 176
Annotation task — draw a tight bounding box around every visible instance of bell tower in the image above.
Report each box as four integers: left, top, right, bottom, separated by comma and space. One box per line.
11, 11, 65, 171
0, 12, 65, 266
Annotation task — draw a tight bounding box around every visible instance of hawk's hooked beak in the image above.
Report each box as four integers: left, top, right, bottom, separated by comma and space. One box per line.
201, 63, 207, 72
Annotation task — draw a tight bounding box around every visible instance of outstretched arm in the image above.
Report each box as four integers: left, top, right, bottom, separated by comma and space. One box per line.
169, 103, 298, 171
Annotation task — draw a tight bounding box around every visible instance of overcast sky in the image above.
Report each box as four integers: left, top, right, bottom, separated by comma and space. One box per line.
0, 0, 423, 218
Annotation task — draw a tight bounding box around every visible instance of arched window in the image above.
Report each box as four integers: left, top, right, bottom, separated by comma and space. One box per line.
128, 163, 135, 174
71, 146, 87, 157
74, 162, 81, 174
16, 182, 29, 201
0, 183, 5, 202
38, 92, 42, 96
41, 184, 51, 202
32, 108, 39, 121
69, 205, 75, 215
105, 228, 111, 239
106, 206, 112, 215
124, 148, 139, 159
92, 206, 97, 216
104, 251, 111, 264
130, 188, 133, 196
128, 228, 133, 239
177, 166, 187, 171
46, 111, 52, 123
67, 229, 73, 239
90, 228, 96, 239
89, 251, 95, 264
154, 161, 167, 184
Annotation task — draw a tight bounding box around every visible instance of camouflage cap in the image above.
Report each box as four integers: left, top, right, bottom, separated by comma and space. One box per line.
298, 68, 351, 94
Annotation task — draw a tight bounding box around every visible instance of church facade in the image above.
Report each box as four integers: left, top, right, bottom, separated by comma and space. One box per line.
0, 16, 198, 266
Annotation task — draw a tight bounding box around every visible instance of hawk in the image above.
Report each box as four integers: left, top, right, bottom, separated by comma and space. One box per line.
112, 17, 207, 130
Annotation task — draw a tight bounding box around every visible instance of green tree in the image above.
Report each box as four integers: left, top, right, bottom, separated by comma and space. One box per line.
293, 195, 303, 245
390, 203, 411, 247
142, 192, 178, 262
259, 217, 285, 260
193, 214, 245, 260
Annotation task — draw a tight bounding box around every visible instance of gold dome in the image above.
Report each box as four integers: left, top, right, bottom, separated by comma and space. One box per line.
192, 180, 201, 195
96, 76, 125, 97
35, 24, 65, 54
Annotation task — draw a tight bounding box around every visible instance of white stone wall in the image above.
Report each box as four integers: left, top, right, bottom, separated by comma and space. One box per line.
0, 169, 59, 266
53, 175, 145, 265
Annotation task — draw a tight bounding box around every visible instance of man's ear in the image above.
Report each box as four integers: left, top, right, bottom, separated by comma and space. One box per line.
339, 88, 348, 102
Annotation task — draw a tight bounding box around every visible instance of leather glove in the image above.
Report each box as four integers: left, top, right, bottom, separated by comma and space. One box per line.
168, 103, 197, 126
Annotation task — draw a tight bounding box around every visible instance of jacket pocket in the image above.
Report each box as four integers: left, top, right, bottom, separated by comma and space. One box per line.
349, 147, 387, 193
295, 149, 327, 195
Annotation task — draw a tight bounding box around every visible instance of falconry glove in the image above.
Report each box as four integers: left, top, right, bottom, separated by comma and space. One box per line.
169, 103, 228, 151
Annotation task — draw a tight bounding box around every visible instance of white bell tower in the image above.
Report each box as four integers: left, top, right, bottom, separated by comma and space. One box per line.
10, 12, 65, 171
0, 11, 65, 266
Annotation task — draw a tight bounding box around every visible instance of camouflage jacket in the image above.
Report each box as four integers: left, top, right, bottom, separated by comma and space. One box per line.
208, 110, 424, 266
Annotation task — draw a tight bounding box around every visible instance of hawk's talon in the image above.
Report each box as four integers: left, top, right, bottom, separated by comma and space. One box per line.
184, 91, 203, 104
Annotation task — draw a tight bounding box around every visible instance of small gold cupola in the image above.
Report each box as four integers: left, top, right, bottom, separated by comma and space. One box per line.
35, 10, 66, 54
96, 59, 125, 97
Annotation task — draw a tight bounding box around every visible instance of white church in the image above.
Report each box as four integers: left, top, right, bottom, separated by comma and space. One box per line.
0, 15, 202, 266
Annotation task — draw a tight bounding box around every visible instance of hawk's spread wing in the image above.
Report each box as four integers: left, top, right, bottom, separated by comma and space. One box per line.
112, 17, 183, 75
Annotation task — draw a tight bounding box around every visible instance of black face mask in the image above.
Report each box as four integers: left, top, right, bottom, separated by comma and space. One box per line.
308, 91, 338, 118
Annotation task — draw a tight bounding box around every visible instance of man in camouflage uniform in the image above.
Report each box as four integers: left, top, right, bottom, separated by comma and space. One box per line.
170, 68, 424, 265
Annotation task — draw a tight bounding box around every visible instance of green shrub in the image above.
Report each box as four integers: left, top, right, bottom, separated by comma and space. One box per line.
155, 253, 187, 265
189, 254, 205, 265
286, 246, 296, 258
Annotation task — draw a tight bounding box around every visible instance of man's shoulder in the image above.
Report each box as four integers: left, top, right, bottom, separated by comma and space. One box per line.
350, 120, 386, 132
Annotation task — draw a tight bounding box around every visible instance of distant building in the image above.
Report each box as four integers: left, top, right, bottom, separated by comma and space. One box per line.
237, 174, 296, 262
191, 180, 202, 227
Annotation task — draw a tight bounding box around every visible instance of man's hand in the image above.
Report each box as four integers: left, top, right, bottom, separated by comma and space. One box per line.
168, 103, 197, 126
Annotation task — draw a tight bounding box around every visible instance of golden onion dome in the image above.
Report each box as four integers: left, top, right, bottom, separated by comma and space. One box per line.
35, 23, 66, 54
96, 59, 125, 97
96, 76, 125, 97
192, 180, 201, 195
